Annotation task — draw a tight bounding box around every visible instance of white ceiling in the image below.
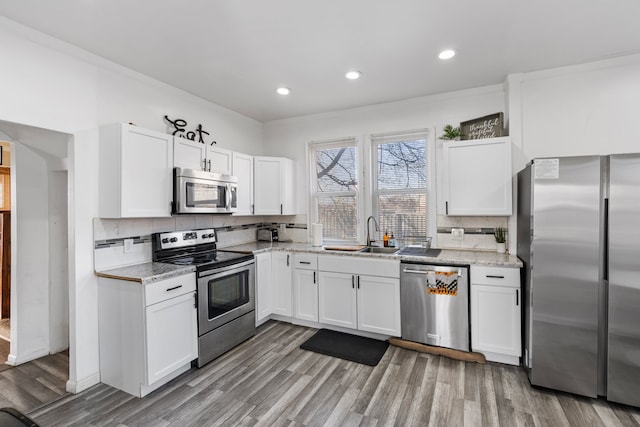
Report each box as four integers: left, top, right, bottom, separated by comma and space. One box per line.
1, 0, 640, 122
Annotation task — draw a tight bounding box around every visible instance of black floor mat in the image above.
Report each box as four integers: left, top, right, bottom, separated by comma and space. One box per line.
300, 329, 389, 366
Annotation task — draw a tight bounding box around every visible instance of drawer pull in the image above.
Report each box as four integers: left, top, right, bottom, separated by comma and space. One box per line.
166, 285, 183, 292
486, 275, 505, 279
299, 261, 311, 265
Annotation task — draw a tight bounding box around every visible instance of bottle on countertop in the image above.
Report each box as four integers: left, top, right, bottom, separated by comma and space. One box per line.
383, 231, 389, 247
389, 233, 396, 248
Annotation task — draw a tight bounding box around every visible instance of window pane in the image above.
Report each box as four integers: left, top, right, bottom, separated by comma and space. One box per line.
317, 195, 357, 240
315, 146, 358, 192
376, 140, 426, 190
377, 193, 426, 240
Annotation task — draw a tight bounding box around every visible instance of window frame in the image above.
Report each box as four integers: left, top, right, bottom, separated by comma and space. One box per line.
307, 129, 436, 246
307, 137, 364, 244
366, 129, 437, 246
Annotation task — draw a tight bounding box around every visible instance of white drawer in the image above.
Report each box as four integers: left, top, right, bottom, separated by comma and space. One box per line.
145, 273, 196, 306
294, 253, 317, 270
471, 266, 520, 288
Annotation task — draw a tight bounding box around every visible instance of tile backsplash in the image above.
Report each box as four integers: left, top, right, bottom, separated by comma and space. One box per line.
93, 215, 308, 270
435, 215, 509, 252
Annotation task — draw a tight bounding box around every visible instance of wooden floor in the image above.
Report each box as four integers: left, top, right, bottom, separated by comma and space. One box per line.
30, 321, 640, 427
0, 338, 69, 414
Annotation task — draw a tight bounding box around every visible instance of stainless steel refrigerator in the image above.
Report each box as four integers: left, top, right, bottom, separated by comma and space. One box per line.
517, 154, 640, 407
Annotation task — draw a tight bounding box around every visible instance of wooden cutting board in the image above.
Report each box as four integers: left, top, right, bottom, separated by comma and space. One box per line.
322, 245, 366, 252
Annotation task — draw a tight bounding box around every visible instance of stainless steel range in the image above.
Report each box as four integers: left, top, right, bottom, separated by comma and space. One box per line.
152, 228, 255, 368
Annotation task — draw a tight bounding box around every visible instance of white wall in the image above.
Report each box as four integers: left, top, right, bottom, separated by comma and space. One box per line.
262, 85, 506, 240
49, 170, 69, 353
518, 54, 640, 162
0, 18, 263, 393
10, 143, 50, 364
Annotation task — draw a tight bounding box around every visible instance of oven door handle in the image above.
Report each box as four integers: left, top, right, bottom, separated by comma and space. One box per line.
226, 183, 232, 210
197, 258, 255, 278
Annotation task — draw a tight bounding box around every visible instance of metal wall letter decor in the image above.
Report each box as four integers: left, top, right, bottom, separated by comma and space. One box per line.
164, 115, 217, 145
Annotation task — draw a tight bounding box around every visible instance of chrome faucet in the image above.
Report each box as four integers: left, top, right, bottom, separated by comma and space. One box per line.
366, 216, 379, 247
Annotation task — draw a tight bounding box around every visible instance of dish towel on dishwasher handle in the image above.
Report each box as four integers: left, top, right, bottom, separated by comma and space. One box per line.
425, 270, 458, 296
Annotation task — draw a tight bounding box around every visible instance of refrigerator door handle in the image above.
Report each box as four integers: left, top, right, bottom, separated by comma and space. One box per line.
603, 197, 609, 281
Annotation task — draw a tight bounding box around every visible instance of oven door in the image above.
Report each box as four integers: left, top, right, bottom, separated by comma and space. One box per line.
197, 259, 255, 334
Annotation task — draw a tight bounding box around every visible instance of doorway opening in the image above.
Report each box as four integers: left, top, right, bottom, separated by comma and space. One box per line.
0, 122, 71, 413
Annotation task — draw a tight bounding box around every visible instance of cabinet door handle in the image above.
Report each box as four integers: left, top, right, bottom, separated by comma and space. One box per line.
357, 276, 360, 289
166, 285, 183, 292
352, 275, 355, 289
251, 204, 254, 214
486, 275, 505, 279
287, 254, 290, 266
194, 292, 197, 308
202, 159, 207, 171
313, 271, 316, 284
516, 289, 519, 306
299, 261, 311, 265
445, 201, 449, 215
208, 159, 212, 171
280, 204, 283, 214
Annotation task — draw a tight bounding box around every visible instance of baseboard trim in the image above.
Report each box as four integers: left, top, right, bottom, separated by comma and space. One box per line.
6, 347, 49, 365
66, 371, 101, 394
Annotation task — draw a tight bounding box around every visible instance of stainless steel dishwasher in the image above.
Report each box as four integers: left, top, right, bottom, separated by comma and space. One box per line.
400, 262, 469, 352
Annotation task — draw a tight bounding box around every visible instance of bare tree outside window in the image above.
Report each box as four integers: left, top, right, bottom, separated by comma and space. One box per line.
374, 137, 427, 242
313, 143, 358, 240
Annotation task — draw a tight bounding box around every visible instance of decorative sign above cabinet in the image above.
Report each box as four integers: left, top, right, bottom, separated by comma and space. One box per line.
164, 115, 217, 145
460, 113, 504, 140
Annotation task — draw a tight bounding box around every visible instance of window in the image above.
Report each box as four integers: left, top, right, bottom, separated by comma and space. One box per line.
371, 130, 429, 242
309, 138, 359, 241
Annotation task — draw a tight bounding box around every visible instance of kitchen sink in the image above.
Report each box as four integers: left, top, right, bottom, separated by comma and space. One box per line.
358, 246, 400, 254
396, 247, 442, 257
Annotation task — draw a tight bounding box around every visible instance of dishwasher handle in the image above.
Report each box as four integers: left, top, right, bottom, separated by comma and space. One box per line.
402, 267, 463, 277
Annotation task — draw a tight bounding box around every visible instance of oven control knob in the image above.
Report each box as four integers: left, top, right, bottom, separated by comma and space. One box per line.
170, 237, 178, 243
161, 238, 169, 244
201, 234, 208, 239
208, 233, 215, 238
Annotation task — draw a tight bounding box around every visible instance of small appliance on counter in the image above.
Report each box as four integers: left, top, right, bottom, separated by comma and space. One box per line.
257, 227, 279, 242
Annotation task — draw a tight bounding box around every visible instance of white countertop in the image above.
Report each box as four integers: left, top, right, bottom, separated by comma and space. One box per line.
96, 242, 522, 283
220, 241, 523, 268
95, 262, 196, 284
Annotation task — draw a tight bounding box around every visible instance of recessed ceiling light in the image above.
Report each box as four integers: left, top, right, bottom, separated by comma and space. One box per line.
276, 87, 290, 95
345, 70, 362, 80
438, 49, 456, 60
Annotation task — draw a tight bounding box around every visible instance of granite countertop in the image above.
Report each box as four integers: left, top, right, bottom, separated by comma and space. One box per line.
220, 242, 523, 268
95, 262, 196, 284
96, 241, 522, 284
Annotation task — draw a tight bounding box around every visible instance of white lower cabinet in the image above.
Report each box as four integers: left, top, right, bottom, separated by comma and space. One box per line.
98, 273, 197, 397
470, 265, 521, 365
317, 256, 401, 337
318, 271, 357, 328
272, 252, 293, 317
255, 252, 273, 325
293, 254, 318, 322
357, 274, 401, 336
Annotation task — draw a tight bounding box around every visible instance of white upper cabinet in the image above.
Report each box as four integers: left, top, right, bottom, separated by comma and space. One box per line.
254, 156, 295, 215
99, 123, 173, 218
174, 137, 232, 175
206, 146, 232, 175
442, 137, 512, 216
173, 137, 207, 171
232, 152, 255, 215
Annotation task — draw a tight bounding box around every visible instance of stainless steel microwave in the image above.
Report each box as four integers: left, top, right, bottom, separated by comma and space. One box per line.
173, 167, 237, 214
